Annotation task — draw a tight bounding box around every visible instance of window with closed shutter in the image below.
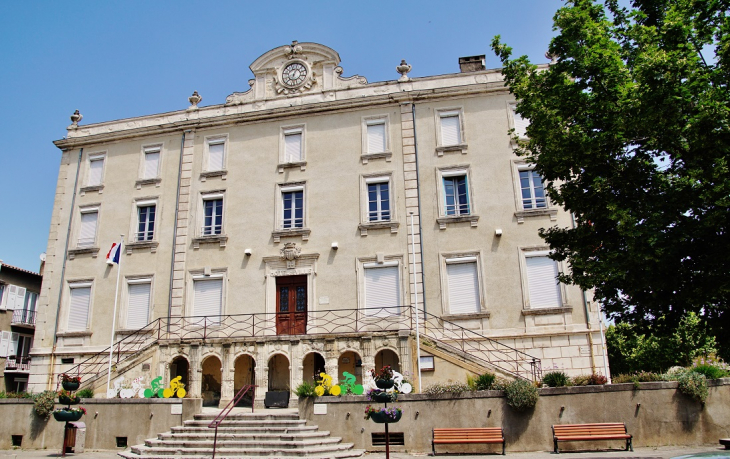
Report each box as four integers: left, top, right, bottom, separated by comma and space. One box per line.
526, 255, 562, 308
127, 281, 151, 329
68, 285, 91, 331
88, 157, 104, 186
208, 140, 225, 171
78, 210, 98, 247
0, 284, 5, 310
367, 121, 386, 153
193, 278, 223, 324
8, 332, 18, 357
446, 260, 481, 314
284, 131, 303, 162
512, 106, 529, 139
0, 331, 10, 357
364, 265, 400, 317
144, 148, 160, 179
440, 112, 461, 146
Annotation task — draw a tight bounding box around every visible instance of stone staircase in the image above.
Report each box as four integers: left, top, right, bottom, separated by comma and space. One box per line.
119, 410, 364, 459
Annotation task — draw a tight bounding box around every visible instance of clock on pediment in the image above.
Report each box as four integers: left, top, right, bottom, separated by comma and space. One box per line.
282, 62, 308, 87
275, 59, 316, 95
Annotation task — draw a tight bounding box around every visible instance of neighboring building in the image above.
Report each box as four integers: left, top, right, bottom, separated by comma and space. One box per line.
0, 261, 42, 393
29, 42, 607, 405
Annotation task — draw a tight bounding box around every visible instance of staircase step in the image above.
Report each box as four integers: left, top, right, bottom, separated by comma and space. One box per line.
119, 447, 365, 459
171, 425, 319, 434
184, 419, 307, 427
194, 413, 300, 421
159, 431, 331, 441
126, 442, 358, 457
144, 437, 344, 449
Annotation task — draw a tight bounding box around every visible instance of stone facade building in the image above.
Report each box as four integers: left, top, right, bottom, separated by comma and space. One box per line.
29, 42, 608, 406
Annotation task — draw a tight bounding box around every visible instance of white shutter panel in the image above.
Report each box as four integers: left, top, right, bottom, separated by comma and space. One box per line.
364, 266, 400, 317
8, 333, 19, 357
208, 142, 225, 171
144, 151, 160, 179
284, 133, 302, 162
512, 107, 529, 138
0, 331, 9, 357
14, 287, 26, 311
526, 256, 562, 308
6, 285, 18, 310
126, 282, 151, 329
78, 211, 98, 247
68, 286, 91, 331
446, 262, 480, 314
367, 122, 386, 153
88, 158, 104, 186
194, 278, 222, 324
0, 285, 5, 311
440, 114, 461, 146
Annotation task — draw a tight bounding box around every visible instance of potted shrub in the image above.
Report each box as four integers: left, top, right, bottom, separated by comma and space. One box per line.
52, 406, 86, 423
61, 374, 81, 391
370, 365, 395, 389
58, 389, 80, 405
364, 405, 402, 423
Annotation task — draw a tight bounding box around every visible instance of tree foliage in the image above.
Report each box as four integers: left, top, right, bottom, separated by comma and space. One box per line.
492, 0, 730, 357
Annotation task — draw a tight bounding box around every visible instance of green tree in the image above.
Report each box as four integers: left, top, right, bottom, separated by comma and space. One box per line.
492, 0, 730, 357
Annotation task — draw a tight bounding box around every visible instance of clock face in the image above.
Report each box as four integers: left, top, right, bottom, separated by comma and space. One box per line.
282, 62, 307, 87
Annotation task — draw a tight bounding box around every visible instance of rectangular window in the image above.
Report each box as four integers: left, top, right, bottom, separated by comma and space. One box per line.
136, 204, 156, 241
126, 280, 151, 329
443, 175, 469, 216
143, 147, 160, 179
23, 291, 37, 312
525, 254, 562, 308
363, 264, 400, 317
367, 182, 391, 222
366, 120, 387, 153
439, 111, 462, 146
3, 285, 27, 311
0, 331, 10, 357
68, 284, 91, 331
445, 258, 480, 314
282, 189, 304, 229
88, 156, 104, 186
519, 170, 546, 209
78, 209, 98, 248
202, 198, 223, 235
283, 129, 303, 162
207, 138, 226, 171
193, 277, 223, 325
511, 104, 529, 139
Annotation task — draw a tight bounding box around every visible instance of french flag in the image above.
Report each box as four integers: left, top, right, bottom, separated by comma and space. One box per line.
106, 242, 122, 265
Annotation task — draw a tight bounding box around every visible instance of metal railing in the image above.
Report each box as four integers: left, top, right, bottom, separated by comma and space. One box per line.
59, 306, 541, 385
4, 355, 31, 372
209, 384, 256, 459
11, 309, 37, 327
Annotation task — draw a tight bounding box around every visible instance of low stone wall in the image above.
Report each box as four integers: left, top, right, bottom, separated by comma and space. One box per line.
0, 398, 202, 450
299, 379, 730, 453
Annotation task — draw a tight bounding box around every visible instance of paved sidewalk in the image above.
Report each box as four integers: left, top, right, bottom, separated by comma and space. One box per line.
0, 445, 727, 458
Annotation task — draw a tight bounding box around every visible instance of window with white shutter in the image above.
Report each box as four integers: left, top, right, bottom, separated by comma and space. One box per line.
284, 129, 303, 162
78, 209, 98, 248
23, 291, 38, 312
207, 138, 225, 171
363, 264, 400, 317
88, 156, 104, 186
0, 331, 10, 357
445, 258, 481, 314
525, 255, 562, 308
68, 284, 91, 331
193, 278, 223, 325
8, 332, 18, 357
511, 105, 529, 139
439, 111, 462, 146
0, 284, 5, 310
366, 120, 387, 153
144, 147, 160, 179
126, 280, 151, 329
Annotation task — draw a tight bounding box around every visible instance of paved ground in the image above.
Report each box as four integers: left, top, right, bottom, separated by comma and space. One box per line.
0, 445, 727, 459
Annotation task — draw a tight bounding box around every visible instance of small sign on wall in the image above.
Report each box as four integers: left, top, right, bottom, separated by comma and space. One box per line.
313, 404, 327, 415
171, 404, 183, 415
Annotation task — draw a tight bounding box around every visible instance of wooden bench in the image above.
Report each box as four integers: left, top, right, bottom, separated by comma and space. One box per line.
552, 423, 632, 453
432, 427, 505, 455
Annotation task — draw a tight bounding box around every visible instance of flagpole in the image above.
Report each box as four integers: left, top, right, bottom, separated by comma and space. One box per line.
106, 235, 123, 397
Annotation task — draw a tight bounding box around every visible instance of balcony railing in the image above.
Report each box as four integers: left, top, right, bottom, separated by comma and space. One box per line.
11, 309, 36, 327
4, 355, 31, 372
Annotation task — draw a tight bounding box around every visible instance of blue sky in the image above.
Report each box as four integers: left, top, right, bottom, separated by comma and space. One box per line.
0, 0, 564, 273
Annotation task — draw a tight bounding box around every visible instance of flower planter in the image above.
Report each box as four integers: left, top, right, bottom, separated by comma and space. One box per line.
369, 410, 402, 424
375, 379, 395, 390
62, 381, 80, 391
53, 410, 83, 423
58, 395, 80, 405
371, 391, 396, 403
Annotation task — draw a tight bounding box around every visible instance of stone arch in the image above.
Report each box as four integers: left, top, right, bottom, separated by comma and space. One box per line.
267, 353, 290, 392
302, 352, 325, 384
169, 355, 190, 390
233, 353, 256, 407
201, 354, 222, 407
375, 348, 400, 374
338, 350, 363, 385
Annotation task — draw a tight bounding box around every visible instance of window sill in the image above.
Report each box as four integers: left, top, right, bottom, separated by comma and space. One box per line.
358, 221, 399, 236
442, 312, 490, 321
192, 234, 228, 249
200, 170, 227, 181
79, 185, 104, 196
278, 161, 307, 173
360, 151, 392, 164
436, 143, 468, 156
521, 306, 573, 316
272, 228, 311, 243
437, 214, 479, 229
135, 177, 162, 189
68, 246, 100, 260
125, 240, 159, 254
56, 331, 93, 338
515, 208, 558, 223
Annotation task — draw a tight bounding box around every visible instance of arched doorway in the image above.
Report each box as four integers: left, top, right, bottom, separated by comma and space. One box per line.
170, 356, 189, 389
234, 354, 256, 407
268, 354, 290, 392
201, 355, 222, 407
302, 352, 325, 384
338, 351, 363, 386
375, 349, 400, 373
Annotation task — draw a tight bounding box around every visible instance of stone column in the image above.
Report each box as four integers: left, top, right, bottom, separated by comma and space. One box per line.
219, 342, 234, 407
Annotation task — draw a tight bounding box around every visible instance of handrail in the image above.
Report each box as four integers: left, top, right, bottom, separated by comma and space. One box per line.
208, 384, 256, 459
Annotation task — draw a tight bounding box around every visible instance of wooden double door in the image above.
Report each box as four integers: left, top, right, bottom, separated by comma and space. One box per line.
276, 275, 307, 335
